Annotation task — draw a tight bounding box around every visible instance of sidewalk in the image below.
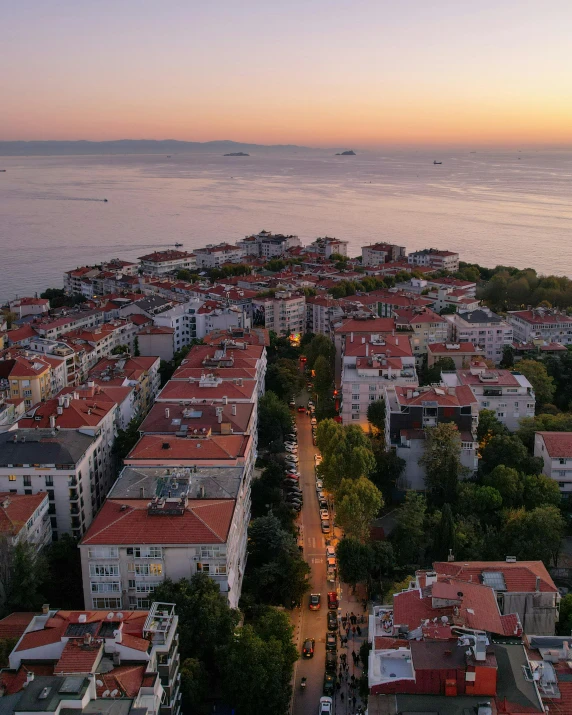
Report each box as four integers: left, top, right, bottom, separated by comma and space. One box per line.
336, 582, 369, 715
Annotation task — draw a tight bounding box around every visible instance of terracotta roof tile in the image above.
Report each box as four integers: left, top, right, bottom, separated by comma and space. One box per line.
126, 434, 249, 462
54, 640, 103, 674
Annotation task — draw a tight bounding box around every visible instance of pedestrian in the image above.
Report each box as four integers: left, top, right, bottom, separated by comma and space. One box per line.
339, 668, 343, 681
357, 625, 362, 637
340, 692, 344, 703
351, 649, 357, 661
346, 625, 350, 637
353, 695, 357, 708
351, 674, 355, 684
336, 681, 341, 692
352, 625, 356, 637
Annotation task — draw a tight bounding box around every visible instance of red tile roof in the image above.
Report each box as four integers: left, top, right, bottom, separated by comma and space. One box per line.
156, 379, 256, 402
433, 560, 557, 593
334, 317, 396, 334
0, 665, 54, 695
81, 498, 235, 545
427, 342, 481, 354
96, 665, 147, 698
344, 334, 413, 359
394, 385, 477, 407
18, 395, 114, 430
537, 432, 572, 459
0, 612, 37, 640
394, 307, 446, 325
126, 434, 250, 462
54, 640, 102, 674
0, 493, 47, 537
139, 402, 253, 435
139, 250, 194, 262
510, 310, 572, 325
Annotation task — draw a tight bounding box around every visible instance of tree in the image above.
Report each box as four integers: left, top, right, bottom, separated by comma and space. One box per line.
111, 344, 129, 355
316, 421, 375, 492
454, 515, 487, 561
517, 412, 572, 451
40, 535, 84, 610
479, 434, 543, 476
1, 311, 18, 330
391, 492, 427, 566
500, 505, 565, 564
422, 357, 456, 385
482, 465, 524, 508
265, 359, 304, 401
180, 657, 208, 712
431, 504, 457, 561
305, 334, 335, 370
522, 473, 561, 510
5, 541, 45, 612
313, 355, 333, 397
369, 442, 405, 502
457, 484, 503, 520
477, 409, 509, 443
335, 477, 384, 542
420, 423, 467, 504
517, 359, 555, 409
367, 399, 386, 432
500, 345, 515, 368
258, 391, 293, 448
133, 336, 141, 357
336, 537, 373, 589
112, 416, 143, 463
557, 594, 572, 636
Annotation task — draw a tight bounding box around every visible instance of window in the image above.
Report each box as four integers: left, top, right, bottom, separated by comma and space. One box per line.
89, 564, 119, 577
351, 394, 360, 401
23, 475, 31, 487
352, 413, 360, 420
560, 459, 567, 465
8, 475, 16, 482
137, 598, 150, 609
133, 546, 162, 559
88, 546, 118, 559
129, 563, 163, 576
215, 564, 227, 575
497, 412, 505, 418
559, 471, 567, 477
92, 597, 121, 609
136, 582, 158, 593
369, 385, 377, 392
197, 563, 210, 573
45, 475, 54, 486
369, 395, 377, 401
91, 581, 120, 593
200, 546, 224, 559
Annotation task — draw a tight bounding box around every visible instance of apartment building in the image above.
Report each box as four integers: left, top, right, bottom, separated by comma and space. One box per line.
88, 356, 161, 417
341, 335, 418, 427
333, 317, 397, 383
153, 299, 250, 352
26, 337, 79, 387
361, 243, 406, 266
2, 604, 180, 715
427, 342, 485, 368
137, 325, 175, 362
535, 432, 572, 493
30, 309, 105, 340
64, 266, 102, 294
0, 492, 51, 552
0, 356, 52, 409
61, 319, 140, 361
408, 248, 460, 272
0, 398, 26, 431
194, 243, 243, 268
369, 289, 435, 318
138, 249, 196, 276
442, 361, 535, 431
237, 230, 301, 258
306, 296, 343, 336
8, 297, 50, 318
425, 285, 480, 313
393, 307, 449, 365
81, 461, 252, 609
306, 236, 348, 258
445, 308, 513, 364
508, 308, 572, 345
383, 384, 479, 490
252, 291, 305, 337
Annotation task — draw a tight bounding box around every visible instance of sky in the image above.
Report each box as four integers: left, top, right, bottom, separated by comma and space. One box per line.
2, 0, 572, 147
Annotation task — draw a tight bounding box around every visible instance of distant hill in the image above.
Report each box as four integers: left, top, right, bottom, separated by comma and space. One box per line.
0, 139, 313, 156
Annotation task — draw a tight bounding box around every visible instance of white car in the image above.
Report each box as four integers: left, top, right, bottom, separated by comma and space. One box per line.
326, 545, 335, 559
320, 509, 329, 520
319, 697, 333, 715
314, 454, 322, 465
310, 417, 317, 425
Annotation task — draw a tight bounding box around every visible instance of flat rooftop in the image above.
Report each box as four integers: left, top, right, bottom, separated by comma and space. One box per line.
112, 465, 244, 500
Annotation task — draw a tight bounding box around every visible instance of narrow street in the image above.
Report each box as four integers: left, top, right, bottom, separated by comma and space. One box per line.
290, 393, 369, 715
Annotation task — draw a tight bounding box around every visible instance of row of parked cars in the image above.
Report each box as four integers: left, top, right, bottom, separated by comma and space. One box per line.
304, 588, 339, 713
283, 425, 302, 511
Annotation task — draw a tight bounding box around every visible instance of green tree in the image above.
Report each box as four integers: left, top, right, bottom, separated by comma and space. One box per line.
557, 594, 572, 636
111, 344, 129, 355
517, 412, 572, 451
457, 484, 503, 520
112, 416, 143, 462
432, 504, 456, 561
336, 537, 373, 589
180, 657, 208, 712
454, 515, 487, 561
133, 336, 141, 357
517, 359, 555, 409
305, 334, 336, 370
313, 354, 333, 397
265, 359, 304, 401
422, 357, 456, 385
5, 541, 45, 612
40, 535, 84, 610
479, 434, 542, 476
367, 399, 386, 432
324, 426, 376, 492
258, 391, 293, 448
391, 492, 427, 566
500, 345, 515, 368
369, 441, 405, 502
477, 409, 509, 442
522, 473, 561, 510
482, 465, 524, 508
500, 505, 565, 564
419, 423, 467, 504
335, 477, 384, 542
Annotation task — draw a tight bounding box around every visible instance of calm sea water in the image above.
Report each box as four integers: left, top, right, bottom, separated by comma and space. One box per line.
1, 149, 572, 303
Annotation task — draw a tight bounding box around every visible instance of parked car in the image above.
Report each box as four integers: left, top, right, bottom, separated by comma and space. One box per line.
327, 591, 339, 610
317, 491, 325, 501
309, 593, 321, 610
316, 480, 323, 491
311, 417, 317, 425
325, 651, 337, 673
315, 455, 323, 465
320, 509, 329, 520
323, 673, 335, 696
289, 400, 296, 408
326, 545, 335, 559
284, 479, 299, 486
319, 499, 328, 510
319, 697, 333, 715
302, 638, 315, 658
321, 520, 330, 534
297, 406, 306, 413
327, 610, 338, 631
326, 633, 337, 652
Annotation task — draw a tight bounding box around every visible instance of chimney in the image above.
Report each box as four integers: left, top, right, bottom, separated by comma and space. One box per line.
218, 411, 223, 423
350, 332, 354, 343
535, 576, 540, 592
57, 406, 63, 415
165, 407, 170, 419
223, 396, 228, 405
231, 403, 237, 415
366, 343, 369, 357
42, 603, 50, 615
49, 415, 56, 429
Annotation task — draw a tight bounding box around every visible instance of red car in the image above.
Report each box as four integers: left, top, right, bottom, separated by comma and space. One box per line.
327, 592, 338, 610
297, 406, 306, 413
300, 356, 307, 362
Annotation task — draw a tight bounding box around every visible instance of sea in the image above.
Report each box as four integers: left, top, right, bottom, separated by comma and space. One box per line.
1, 148, 572, 303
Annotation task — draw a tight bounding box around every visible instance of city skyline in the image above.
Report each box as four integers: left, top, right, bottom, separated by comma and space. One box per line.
3, 0, 572, 147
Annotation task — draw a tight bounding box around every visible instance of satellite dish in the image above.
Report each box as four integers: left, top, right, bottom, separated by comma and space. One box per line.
116, 612, 124, 620
110, 689, 119, 698
96, 680, 104, 688
107, 612, 115, 620
102, 690, 111, 698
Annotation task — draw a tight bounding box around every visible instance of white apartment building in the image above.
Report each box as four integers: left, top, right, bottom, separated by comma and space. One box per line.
425, 286, 480, 313
445, 308, 513, 364
0, 492, 51, 551
535, 432, 572, 493
394, 307, 449, 365
252, 291, 305, 336
194, 243, 244, 268
138, 250, 196, 276
154, 300, 250, 352
0, 422, 115, 541
80, 462, 251, 610
9, 297, 50, 318
306, 236, 349, 258
237, 230, 301, 258
408, 248, 460, 272
508, 308, 572, 345
26, 337, 78, 386
341, 344, 418, 427
362, 243, 407, 266
33, 309, 105, 340
306, 296, 345, 336
442, 362, 535, 432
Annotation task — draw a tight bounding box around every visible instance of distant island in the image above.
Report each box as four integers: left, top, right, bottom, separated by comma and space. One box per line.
224, 152, 249, 157
336, 150, 356, 156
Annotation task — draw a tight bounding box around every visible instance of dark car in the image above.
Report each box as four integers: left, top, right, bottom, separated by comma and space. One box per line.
326, 633, 337, 651
325, 651, 337, 673
302, 637, 315, 658
319, 499, 328, 510
309, 593, 321, 610
327, 611, 338, 631
327, 592, 339, 610
323, 672, 335, 696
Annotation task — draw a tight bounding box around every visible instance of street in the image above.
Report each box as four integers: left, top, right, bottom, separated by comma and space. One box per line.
291, 396, 369, 715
